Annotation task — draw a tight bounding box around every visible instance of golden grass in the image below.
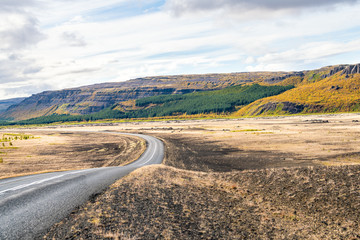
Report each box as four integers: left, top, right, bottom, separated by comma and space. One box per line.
231, 129, 263, 132
318, 156, 360, 166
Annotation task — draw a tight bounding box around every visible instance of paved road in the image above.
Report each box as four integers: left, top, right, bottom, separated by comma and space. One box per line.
0, 132, 164, 240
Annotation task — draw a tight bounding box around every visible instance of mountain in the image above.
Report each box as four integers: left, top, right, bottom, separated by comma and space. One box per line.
1, 63, 360, 122
0, 72, 296, 121
0, 98, 26, 114
234, 64, 360, 116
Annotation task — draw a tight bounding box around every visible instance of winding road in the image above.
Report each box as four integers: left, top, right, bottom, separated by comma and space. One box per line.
0, 132, 164, 240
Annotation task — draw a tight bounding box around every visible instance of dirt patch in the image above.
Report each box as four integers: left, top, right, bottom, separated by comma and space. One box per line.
43, 165, 360, 240
0, 131, 146, 179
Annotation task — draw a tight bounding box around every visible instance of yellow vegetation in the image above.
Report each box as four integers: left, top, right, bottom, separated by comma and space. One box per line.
235, 73, 360, 116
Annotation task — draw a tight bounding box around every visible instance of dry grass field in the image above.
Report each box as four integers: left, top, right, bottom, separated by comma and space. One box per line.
87, 113, 360, 171
2, 114, 360, 239
41, 114, 360, 239
44, 164, 360, 239
0, 131, 146, 179
155, 115, 360, 171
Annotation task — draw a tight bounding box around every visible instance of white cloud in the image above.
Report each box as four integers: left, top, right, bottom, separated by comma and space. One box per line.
0, 12, 44, 51
62, 31, 87, 47
0, 0, 39, 11
0, 0, 360, 100
165, 0, 359, 17
246, 40, 360, 71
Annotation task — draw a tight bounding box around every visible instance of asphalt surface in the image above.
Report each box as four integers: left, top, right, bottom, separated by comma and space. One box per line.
0, 132, 164, 240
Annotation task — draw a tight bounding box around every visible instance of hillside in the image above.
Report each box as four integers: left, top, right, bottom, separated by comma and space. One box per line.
0, 72, 300, 121
0, 98, 25, 114
2, 63, 360, 122
4, 84, 292, 125
130, 84, 293, 117
235, 64, 360, 116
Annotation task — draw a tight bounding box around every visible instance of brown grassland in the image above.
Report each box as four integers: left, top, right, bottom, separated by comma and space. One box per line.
0, 131, 146, 179
2, 114, 360, 239
44, 164, 360, 239
42, 114, 360, 239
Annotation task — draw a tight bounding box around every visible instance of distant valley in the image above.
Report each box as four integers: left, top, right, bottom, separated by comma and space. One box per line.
0, 98, 26, 114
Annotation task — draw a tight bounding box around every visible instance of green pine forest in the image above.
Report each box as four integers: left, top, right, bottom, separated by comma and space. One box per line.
1, 84, 294, 125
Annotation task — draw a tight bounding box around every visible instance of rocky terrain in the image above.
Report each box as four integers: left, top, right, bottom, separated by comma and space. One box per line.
323, 63, 360, 78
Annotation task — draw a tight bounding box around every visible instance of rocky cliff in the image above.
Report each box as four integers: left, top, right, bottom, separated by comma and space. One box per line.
322, 63, 360, 78
1, 87, 204, 120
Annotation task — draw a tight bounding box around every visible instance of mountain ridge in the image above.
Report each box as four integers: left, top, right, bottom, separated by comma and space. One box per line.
0, 72, 297, 121
1, 63, 360, 121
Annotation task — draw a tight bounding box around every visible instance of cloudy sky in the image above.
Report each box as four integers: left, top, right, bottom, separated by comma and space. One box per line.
1, 0, 360, 99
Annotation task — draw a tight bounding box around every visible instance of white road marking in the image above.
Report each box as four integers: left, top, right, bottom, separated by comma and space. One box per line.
0, 168, 96, 195
0, 175, 38, 186
139, 140, 158, 166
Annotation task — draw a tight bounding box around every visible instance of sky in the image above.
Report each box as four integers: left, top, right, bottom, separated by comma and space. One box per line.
1, 0, 360, 99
